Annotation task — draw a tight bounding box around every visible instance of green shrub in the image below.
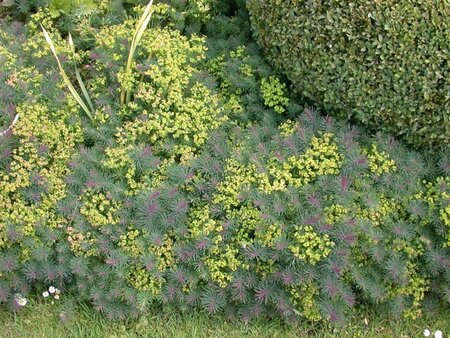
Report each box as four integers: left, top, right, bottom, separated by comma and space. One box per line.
0, 5, 449, 324
247, 0, 450, 150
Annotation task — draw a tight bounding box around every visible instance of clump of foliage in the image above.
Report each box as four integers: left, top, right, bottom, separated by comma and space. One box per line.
187, 111, 450, 323
1, 0, 222, 29
247, 0, 450, 150
0, 2, 449, 325
1, 0, 98, 19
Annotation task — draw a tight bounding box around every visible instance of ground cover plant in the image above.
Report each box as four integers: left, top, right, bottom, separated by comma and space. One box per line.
0, 0, 449, 329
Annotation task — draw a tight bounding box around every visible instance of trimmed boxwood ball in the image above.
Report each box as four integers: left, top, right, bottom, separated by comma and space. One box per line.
247, 0, 450, 150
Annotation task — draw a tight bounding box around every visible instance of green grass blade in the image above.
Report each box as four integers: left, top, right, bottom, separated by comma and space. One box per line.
120, 0, 154, 105
133, 0, 154, 40
125, 11, 153, 104
133, 1, 154, 48
69, 33, 95, 113
75, 67, 95, 114
41, 26, 94, 122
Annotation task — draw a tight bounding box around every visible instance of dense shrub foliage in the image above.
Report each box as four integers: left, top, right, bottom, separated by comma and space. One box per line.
1, 0, 220, 35
0, 3, 449, 324
247, 0, 450, 150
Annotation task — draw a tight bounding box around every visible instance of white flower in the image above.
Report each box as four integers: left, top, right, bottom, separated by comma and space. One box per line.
54, 294, 60, 300
434, 330, 443, 338
17, 298, 27, 307
424, 329, 431, 337
42, 291, 49, 298
49, 286, 56, 294
14, 294, 27, 307
59, 312, 67, 321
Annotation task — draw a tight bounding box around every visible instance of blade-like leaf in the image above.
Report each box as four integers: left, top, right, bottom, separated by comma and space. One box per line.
120, 0, 154, 105
69, 33, 95, 113
41, 26, 94, 122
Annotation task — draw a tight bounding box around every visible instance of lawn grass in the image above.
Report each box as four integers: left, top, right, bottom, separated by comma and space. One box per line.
0, 295, 449, 338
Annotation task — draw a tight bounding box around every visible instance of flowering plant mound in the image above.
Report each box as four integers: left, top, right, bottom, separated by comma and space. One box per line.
0, 4, 449, 324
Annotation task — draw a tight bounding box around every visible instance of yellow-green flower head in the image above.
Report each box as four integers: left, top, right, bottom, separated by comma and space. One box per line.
80, 189, 120, 227
289, 225, 334, 265
260, 76, 289, 114
363, 144, 397, 175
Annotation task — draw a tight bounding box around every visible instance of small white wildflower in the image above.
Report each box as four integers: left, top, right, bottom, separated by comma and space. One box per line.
54, 294, 60, 300
17, 298, 27, 306
59, 311, 67, 322
42, 291, 49, 298
434, 330, 443, 338
49, 286, 56, 294
424, 329, 431, 337
14, 294, 27, 307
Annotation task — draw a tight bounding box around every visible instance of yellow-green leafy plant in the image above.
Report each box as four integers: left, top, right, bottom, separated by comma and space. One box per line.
260, 75, 289, 114
40, 0, 156, 120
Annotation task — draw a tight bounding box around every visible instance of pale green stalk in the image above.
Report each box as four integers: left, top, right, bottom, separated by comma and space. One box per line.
120, 0, 154, 105
41, 26, 94, 122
